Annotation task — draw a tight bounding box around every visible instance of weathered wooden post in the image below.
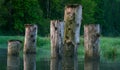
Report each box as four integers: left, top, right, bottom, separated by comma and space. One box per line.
24, 24, 37, 54
84, 24, 100, 60
63, 4, 82, 57
24, 54, 36, 70
7, 40, 22, 55
7, 40, 22, 70
50, 20, 64, 58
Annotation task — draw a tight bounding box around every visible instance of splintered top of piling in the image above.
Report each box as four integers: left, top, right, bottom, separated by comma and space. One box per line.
84, 24, 100, 27
8, 40, 22, 43
65, 4, 80, 8
51, 20, 59, 22
25, 24, 37, 27
51, 19, 63, 22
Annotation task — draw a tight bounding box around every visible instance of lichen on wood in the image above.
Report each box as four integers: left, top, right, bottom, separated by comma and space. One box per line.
63, 4, 82, 57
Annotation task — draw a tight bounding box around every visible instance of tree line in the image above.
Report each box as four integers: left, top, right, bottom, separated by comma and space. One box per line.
0, 0, 120, 36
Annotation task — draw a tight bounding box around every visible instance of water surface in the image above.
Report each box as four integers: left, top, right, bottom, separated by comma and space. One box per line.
0, 48, 120, 70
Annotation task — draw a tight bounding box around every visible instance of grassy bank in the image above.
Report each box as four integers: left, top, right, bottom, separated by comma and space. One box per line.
0, 36, 120, 61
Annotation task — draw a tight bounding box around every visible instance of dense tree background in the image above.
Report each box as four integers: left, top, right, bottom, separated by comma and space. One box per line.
0, 0, 120, 36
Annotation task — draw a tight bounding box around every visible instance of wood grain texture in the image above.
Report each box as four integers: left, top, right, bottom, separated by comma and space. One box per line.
24, 24, 37, 54
50, 20, 64, 58
84, 24, 100, 60
63, 4, 82, 57
8, 40, 22, 56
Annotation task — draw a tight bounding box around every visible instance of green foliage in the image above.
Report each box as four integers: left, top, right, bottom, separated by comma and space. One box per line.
94, 0, 104, 24
0, 0, 44, 35
23, 0, 43, 24
0, 0, 120, 36
81, 0, 97, 24
103, 0, 120, 36
104, 47, 117, 59
37, 36, 50, 48
50, 0, 64, 19
0, 36, 24, 49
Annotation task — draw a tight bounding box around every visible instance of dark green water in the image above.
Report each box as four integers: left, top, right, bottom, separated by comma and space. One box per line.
0, 48, 120, 70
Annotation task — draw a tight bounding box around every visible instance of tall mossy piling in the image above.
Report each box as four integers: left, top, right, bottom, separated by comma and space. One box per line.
63, 4, 82, 57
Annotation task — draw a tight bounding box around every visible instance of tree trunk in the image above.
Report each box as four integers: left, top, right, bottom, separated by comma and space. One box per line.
84, 24, 100, 60
50, 20, 64, 58
63, 4, 82, 57
8, 40, 22, 56
24, 24, 37, 54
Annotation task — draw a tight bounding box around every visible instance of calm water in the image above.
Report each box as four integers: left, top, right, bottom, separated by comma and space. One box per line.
0, 48, 120, 70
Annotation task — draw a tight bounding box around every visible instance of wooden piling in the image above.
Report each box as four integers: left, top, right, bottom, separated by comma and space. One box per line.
84, 24, 100, 60
63, 4, 82, 57
50, 20, 64, 58
24, 24, 37, 54
8, 40, 22, 56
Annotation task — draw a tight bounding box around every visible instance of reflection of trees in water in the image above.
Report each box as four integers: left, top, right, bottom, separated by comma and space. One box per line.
84, 59, 99, 70
7, 55, 20, 70
24, 54, 36, 70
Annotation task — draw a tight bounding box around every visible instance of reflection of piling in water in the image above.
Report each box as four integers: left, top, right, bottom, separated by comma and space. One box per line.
74, 56, 78, 70
24, 24, 37, 54
62, 57, 78, 70
24, 54, 36, 70
50, 20, 64, 58
84, 59, 99, 70
62, 57, 74, 70
7, 56, 20, 70
84, 24, 100, 60
50, 58, 61, 70
7, 40, 22, 70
